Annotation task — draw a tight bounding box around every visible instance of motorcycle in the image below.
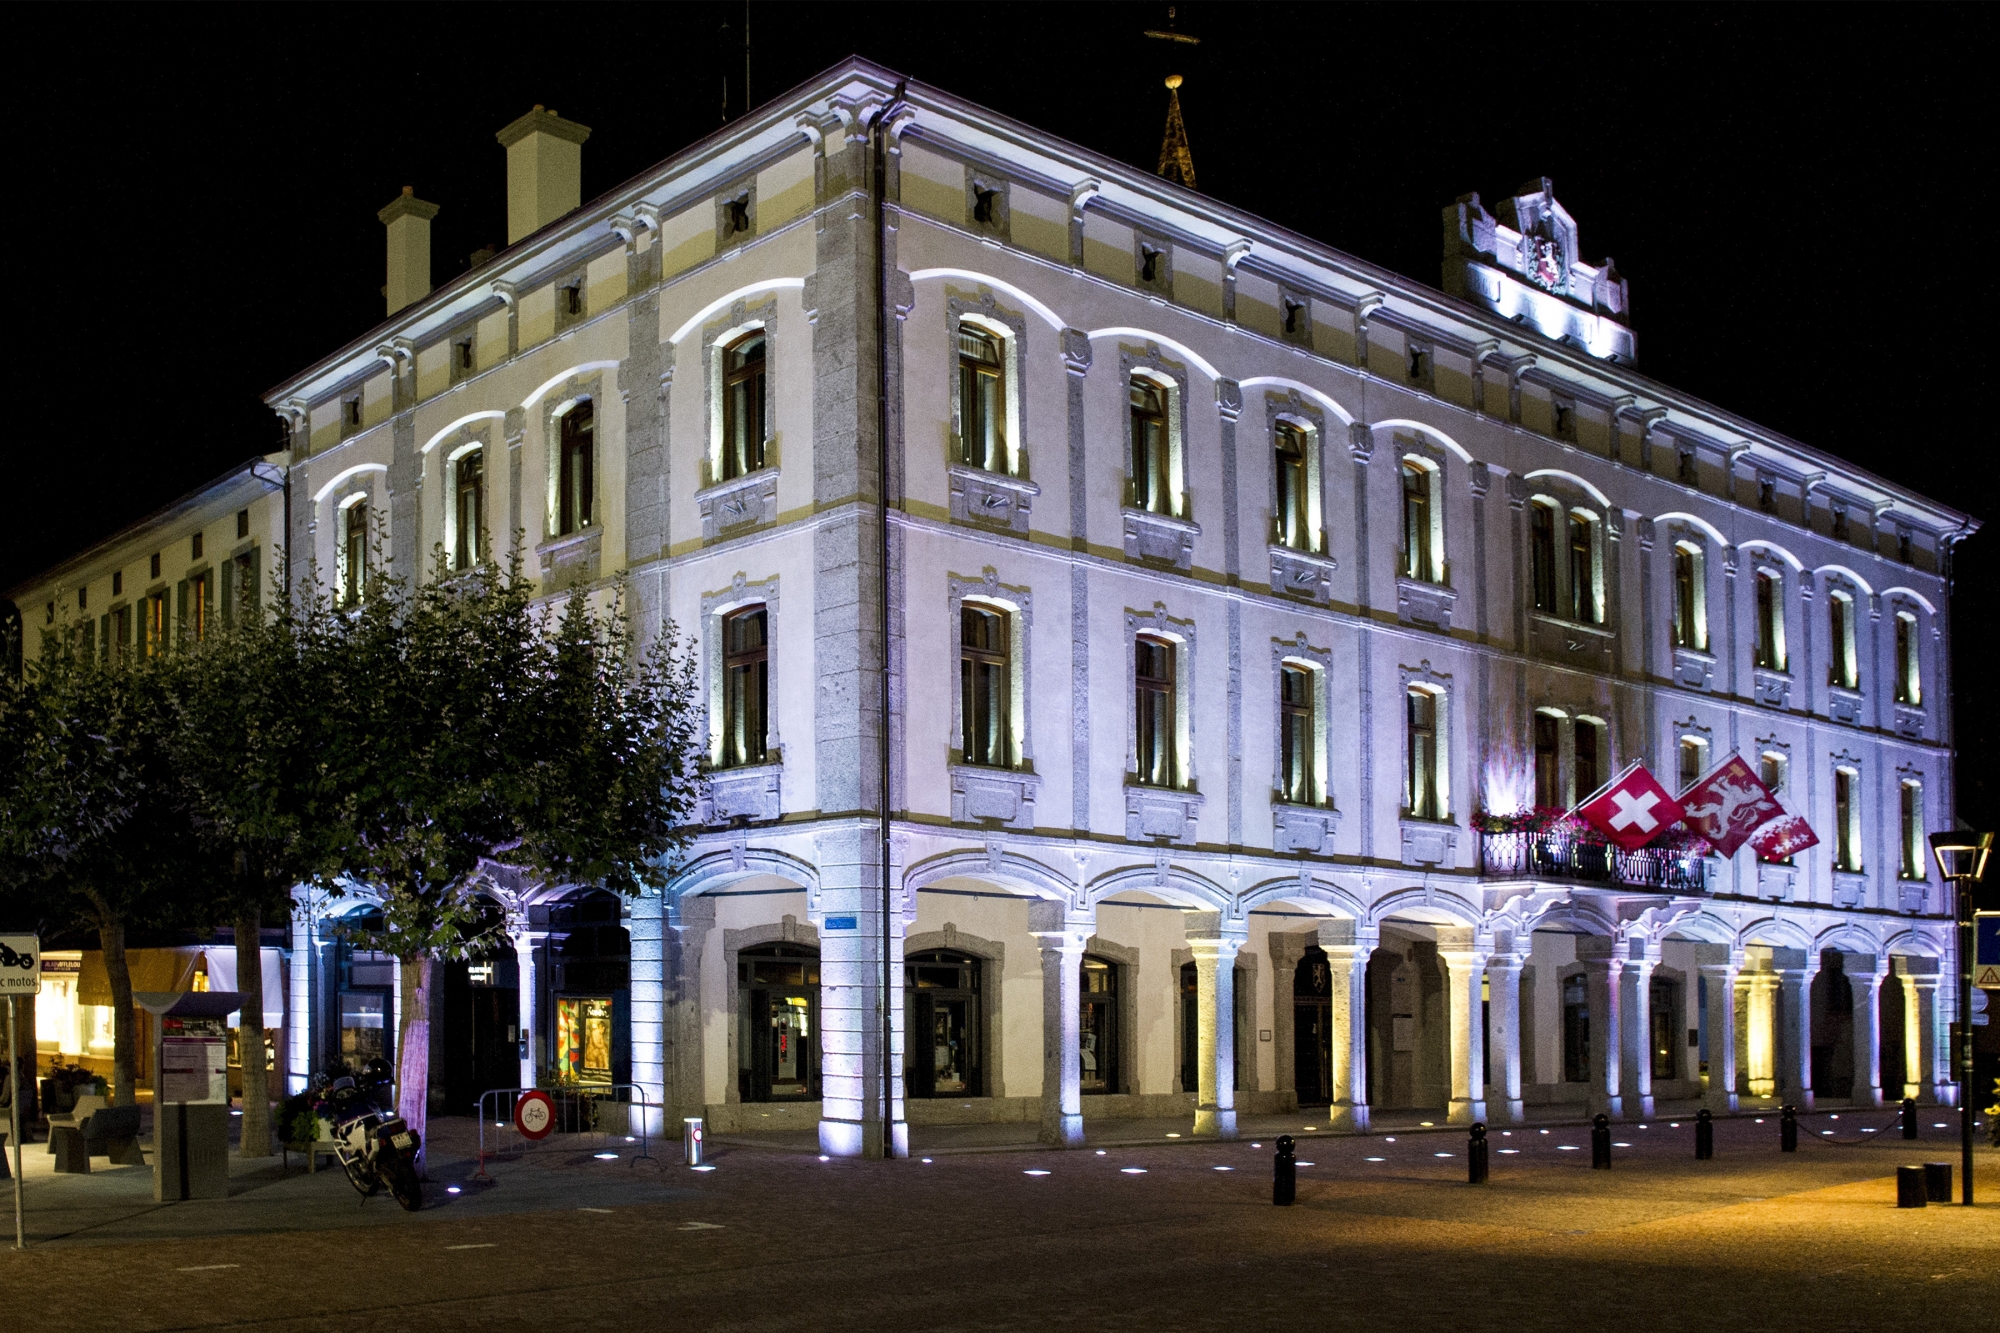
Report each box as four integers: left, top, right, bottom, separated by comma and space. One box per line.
314, 1058, 423, 1212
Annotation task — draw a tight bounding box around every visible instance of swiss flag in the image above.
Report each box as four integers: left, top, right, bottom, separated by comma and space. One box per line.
1577, 763, 1686, 852
1680, 755, 1786, 858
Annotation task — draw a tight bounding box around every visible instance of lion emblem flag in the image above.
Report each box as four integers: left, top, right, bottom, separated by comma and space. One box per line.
1679, 755, 1786, 857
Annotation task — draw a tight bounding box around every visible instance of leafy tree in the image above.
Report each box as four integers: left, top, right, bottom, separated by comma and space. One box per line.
325, 554, 700, 1157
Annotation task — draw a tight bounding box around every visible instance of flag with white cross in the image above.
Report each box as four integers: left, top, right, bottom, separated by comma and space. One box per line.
1575, 761, 1687, 852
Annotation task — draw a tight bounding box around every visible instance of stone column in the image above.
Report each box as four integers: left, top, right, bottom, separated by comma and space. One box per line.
1440, 945, 1490, 1125
513, 927, 546, 1092
1486, 950, 1526, 1123
627, 888, 666, 1136
1698, 957, 1740, 1112
811, 835, 907, 1160
1777, 963, 1816, 1110
1322, 923, 1374, 1131
1186, 913, 1243, 1139
286, 893, 316, 1095
663, 893, 714, 1127
1582, 954, 1624, 1119
1030, 901, 1091, 1147
1622, 951, 1658, 1119
1908, 972, 1950, 1105
1849, 956, 1886, 1107
1744, 970, 1776, 1099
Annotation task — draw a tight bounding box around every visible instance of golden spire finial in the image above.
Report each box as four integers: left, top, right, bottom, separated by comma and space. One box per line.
1156, 73, 1196, 191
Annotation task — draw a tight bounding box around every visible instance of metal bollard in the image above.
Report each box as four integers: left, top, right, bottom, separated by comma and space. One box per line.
1467, 1122, 1489, 1185
1896, 1165, 1928, 1208
1273, 1134, 1296, 1206
1780, 1104, 1798, 1153
683, 1116, 705, 1167
1695, 1108, 1714, 1160
1591, 1113, 1612, 1169
1901, 1097, 1918, 1141
1923, 1162, 1953, 1203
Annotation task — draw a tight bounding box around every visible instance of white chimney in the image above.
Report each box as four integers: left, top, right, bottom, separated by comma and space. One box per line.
378, 186, 440, 316
496, 105, 592, 245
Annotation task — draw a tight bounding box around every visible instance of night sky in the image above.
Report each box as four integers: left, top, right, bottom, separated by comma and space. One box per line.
12, 3, 1995, 830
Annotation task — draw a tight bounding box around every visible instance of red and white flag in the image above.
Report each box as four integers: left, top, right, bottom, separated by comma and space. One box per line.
1577, 762, 1686, 852
1679, 755, 1785, 858
1749, 812, 1820, 861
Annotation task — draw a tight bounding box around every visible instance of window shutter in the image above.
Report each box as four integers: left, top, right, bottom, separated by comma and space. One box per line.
220, 558, 233, 629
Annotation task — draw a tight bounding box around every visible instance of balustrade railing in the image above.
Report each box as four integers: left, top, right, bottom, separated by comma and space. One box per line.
1479, 828, 1707, 893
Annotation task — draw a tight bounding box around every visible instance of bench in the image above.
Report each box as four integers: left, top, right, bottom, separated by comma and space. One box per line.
47, 1094, 108, 1153
79, 1105, 146, 1166
51, 1124, 88, 1173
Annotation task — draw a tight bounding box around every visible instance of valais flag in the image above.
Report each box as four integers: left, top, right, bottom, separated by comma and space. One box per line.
1576, 763, 1686, 852
1680, 755, 1792, 858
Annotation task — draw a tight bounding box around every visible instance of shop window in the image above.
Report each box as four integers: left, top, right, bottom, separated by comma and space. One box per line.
1079, 955, 1119, 1094
336, 909, 394, 1071
960, 603, 1010, 767
453, 447, 485, 569
738, 945, 819, 1102
1134, 634, 1177, 788
558, 400, 595, 535
1895, 611, 1921, 705
1828, 591, 1857, 689
721, 606, 769, 767
1278, 663, 1314, 804
1130, 378, 1172, 514
1649, 976, 1678, 1082
906, 950, 981, 1099
1562, 972, 1590, 1084
722, 331, 767, 480
957, 325, 1006, 473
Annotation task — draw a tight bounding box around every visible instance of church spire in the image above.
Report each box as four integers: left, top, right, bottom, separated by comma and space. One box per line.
1156, 74, 1196, 191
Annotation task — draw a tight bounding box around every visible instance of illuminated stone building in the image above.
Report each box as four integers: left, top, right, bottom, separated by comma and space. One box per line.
14, 59, 1974, 1151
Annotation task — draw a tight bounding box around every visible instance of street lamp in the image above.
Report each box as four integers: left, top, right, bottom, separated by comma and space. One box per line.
1930, 828, 1992, 1207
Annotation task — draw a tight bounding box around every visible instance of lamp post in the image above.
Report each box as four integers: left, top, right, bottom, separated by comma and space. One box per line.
1930, 828, 1992, 1207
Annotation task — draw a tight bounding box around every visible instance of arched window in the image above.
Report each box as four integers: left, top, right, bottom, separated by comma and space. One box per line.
1135, 634, 1177, 787
957, 325, 1005, 472
721, 607, 768, 767
557, 400, 595, 535
722, 332, 767, 479
1278, 663, 1314, 803
906, 949, 981, 1098
960, 603, 1011, 767
1079, 955, 1119, 1094
1130, 378, 1171, 514
1671, 542, 1707, 650
340, 498, 369, 607
738, 945, 819, 1102
1529, 502, 1558, 612
453, 447, 485, 569
1566, 512, 1598, 624
1274, 422, 1310, 551
1400, 460, 1437, 583
1406, 686, 1441, 819
1754, 570, 1786, 671
1828, 590, 1857, 690
1894, 611, 1921, 704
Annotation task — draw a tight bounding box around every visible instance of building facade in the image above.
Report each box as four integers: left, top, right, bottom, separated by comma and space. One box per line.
15, 61, 1973, 1154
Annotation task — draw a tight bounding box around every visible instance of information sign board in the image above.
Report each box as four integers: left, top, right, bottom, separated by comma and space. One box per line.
159, 1016, 229, 1104
0, 937, 40, 995
1975, 912, 2000, 989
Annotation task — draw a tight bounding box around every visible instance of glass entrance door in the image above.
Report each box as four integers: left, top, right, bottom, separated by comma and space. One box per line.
906, 951, 980, 1098
738, 946, 820, 1103
1080, 956, 1118, 1094
1294, 947, 1332, 1106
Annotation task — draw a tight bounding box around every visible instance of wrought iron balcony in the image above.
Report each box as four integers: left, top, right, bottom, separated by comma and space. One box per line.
1479, 828, 1708, 894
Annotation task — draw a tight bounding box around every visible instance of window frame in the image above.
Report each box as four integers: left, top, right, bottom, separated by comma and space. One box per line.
450, 443, 486, 570
1134, 632, 1179, 789
1405, 684, 1445, 820
1671, 540, 1708, 651
1277, 661, 1315, 805
954, 322, 1008, 474
719, 605, 771, 769
721, 330, 769, 481
1753, 568, 1787, 672
1678, 734, 1710, 792
1272, 420, 1317, 553
556, 399, 596, 536
958, 601, 1012, 769
1399, 458, 1441, 584
1833, 765, 1862, 872
1828, 589, 1858, 690
1129, 375, 1176, 516
1894, 610, 1921, 705
338, 495, 369, 608
1899, 779, 1924, 879
1529, 501, 1559, 613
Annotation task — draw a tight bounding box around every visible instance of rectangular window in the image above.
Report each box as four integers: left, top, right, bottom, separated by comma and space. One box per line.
237, 508, 250, 540
454, 448, 485, 569
342, 502, 367, 607
1760, 751, 1787, 795
1274, 423, 1310, 551
558, 401, 595, 535
1754, 571, 1785, 671
1401, 461, 1435, 583
1834, 768, 1860, 872
1130, 379, 1170, 514
145, 590, 168, 657
191, 532, 203, 560
1671, 544, 1705, 650
1534, 712, 1562, 809
1279, 664, 1314, 804
1828, 593, 1857, 689
1573, 719, 1602, 803
960, 604, 1010, 767
1567, 513, 1595, 623
1406, 687, 1439, 819
233, 551, 257, 621
1900, 781, 1923, 879
187, 571, 210, 643
1894, 612, 1920, 704
111, 606, 130, 663
1678, 736, 1708, 791
721, 607, 768, 767
957, 327, 1005, 472
112, 570, 122, 596
1650, 977, 1677, 1082
1134, 635, 1176, 788
150, 552, 161, 580
1529, 503, 1557, 613
723, 332, 767, 479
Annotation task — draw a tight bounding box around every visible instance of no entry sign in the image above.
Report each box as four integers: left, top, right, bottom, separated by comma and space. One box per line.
514, 1090, 556, 1140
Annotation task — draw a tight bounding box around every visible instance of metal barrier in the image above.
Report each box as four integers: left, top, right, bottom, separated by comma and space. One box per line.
472, 1085, 660, 1180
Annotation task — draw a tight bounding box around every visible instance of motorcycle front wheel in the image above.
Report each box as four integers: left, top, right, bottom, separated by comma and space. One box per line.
386, 1155, 423, 1212
339, 1152, 378, 1198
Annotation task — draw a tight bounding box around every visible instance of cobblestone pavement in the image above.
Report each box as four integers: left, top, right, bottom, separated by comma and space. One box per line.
1, 1110, 1993, 1331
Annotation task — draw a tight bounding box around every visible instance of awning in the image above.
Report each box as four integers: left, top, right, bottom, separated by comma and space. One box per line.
201, 948, 287, 1027
76, 947, 202, 1006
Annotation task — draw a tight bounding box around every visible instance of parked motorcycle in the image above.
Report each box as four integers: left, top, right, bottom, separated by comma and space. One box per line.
314, 1058, 423, 1211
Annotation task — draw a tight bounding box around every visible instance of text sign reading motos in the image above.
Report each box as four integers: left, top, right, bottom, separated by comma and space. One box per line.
1976, 913, 2000, 989
0, 936, 40, 994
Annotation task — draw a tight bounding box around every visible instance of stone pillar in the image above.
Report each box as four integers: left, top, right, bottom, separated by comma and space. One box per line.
1322, 922, 1374, 1131
513, 927, 546, 1092
1849, 956, 1886, 1107
1440, 945, 1490, 1125
1743, 970, 1776, 1099
1777, 963, 1816, 1110
286, 894, 316, 1095
1582, 955, 1624, 1119
811, 828, 906, 1159
662, 893, 714, 1127
1186, 913, 1243, 1139
1486, 950, 1526, 1123
1622, 952, 1657, 1119
1030, 901, 1091, 1147
1698, 958, 1740, 1112
1908, 972, 1950, 1105
627, 889, 665, 1136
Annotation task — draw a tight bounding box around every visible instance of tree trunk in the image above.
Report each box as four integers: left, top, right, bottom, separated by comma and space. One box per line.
235, 905, 272, 1157
95, 906, 137, 1108
396, 952, 432, 1175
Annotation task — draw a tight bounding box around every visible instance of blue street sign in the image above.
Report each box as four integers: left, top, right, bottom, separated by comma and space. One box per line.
823, 915, 858, 932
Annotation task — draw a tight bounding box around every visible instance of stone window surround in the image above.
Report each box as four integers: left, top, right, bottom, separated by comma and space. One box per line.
1830, 750, 1865, 874
1125, 602, 1197, 792
1752, 733, 1792, 797
701, 571, 783, 770
1398, 658, 1453, 822
1118, 343, 1191, 520
702, 296, 781, 487
1270, 632, 1335, 811
1746, 554, 1791, 677
1663, 523, 1713, 655
541, 370, 607, 540
1821, 576, 1864, 693
1525, 482, 1607, 628
947, 567, 1035, 773
1894, 764, 1928, 883
904, 923, 1008, 1099
1885, 597, 1926, 711
1397, 435, 1449, 588
1264, 391, 1326, 556
944, 287, 1031, 479
334, 490, 373, 599
1673, 715, 1714, 788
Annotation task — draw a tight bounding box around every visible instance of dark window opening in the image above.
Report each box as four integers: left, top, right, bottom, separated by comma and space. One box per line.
236, 509, 250, 539
1274, 422, 1309, 550
1135, 635, 1177, 788
957, 326, 1005, 472
1130, 379, 1171, 514
960, 603, 1010, 768
1562, 973, 1590, 1084
1401, 462, 1435, 582
725, 195, 750, 234
737, 945, 819, 1103
1140, 246, 1161, 283
1406, 687, 1439, 819
722, 332, 767, 479
558, 400, 595, 535
721, 607, 769, 768
906, 950, 981, 1099
1567, 514, 1595, 622
1574, 719, 1602, 803
1530, 503, 1558, 612
1080, 956, 1119, 1094
1279, 664, 1314, 804
1534, 713, 1561, 809
972, 185, 998, 224
454, 448, 485, 569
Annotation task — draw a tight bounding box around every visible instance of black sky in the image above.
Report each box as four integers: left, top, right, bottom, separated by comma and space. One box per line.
9, 2, 1995, 823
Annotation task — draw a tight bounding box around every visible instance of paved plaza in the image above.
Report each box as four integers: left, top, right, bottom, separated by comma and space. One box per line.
0, 1108, 1993, 1330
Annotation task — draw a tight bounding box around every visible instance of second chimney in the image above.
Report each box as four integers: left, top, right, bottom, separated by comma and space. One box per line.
379, 186, 440, 317
497, 105, 592, 245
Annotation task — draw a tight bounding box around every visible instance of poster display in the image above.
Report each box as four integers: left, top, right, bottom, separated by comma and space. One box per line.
159, 1015, 229, 1104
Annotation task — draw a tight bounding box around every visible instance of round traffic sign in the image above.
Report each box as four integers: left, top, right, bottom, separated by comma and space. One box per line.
514, 1089, 555, 1140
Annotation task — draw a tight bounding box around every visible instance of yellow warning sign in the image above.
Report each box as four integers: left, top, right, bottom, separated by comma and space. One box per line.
1977, 965, 2000, 989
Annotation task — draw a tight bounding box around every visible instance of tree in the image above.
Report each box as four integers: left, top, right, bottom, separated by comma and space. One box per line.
324, 555, 700, 1160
